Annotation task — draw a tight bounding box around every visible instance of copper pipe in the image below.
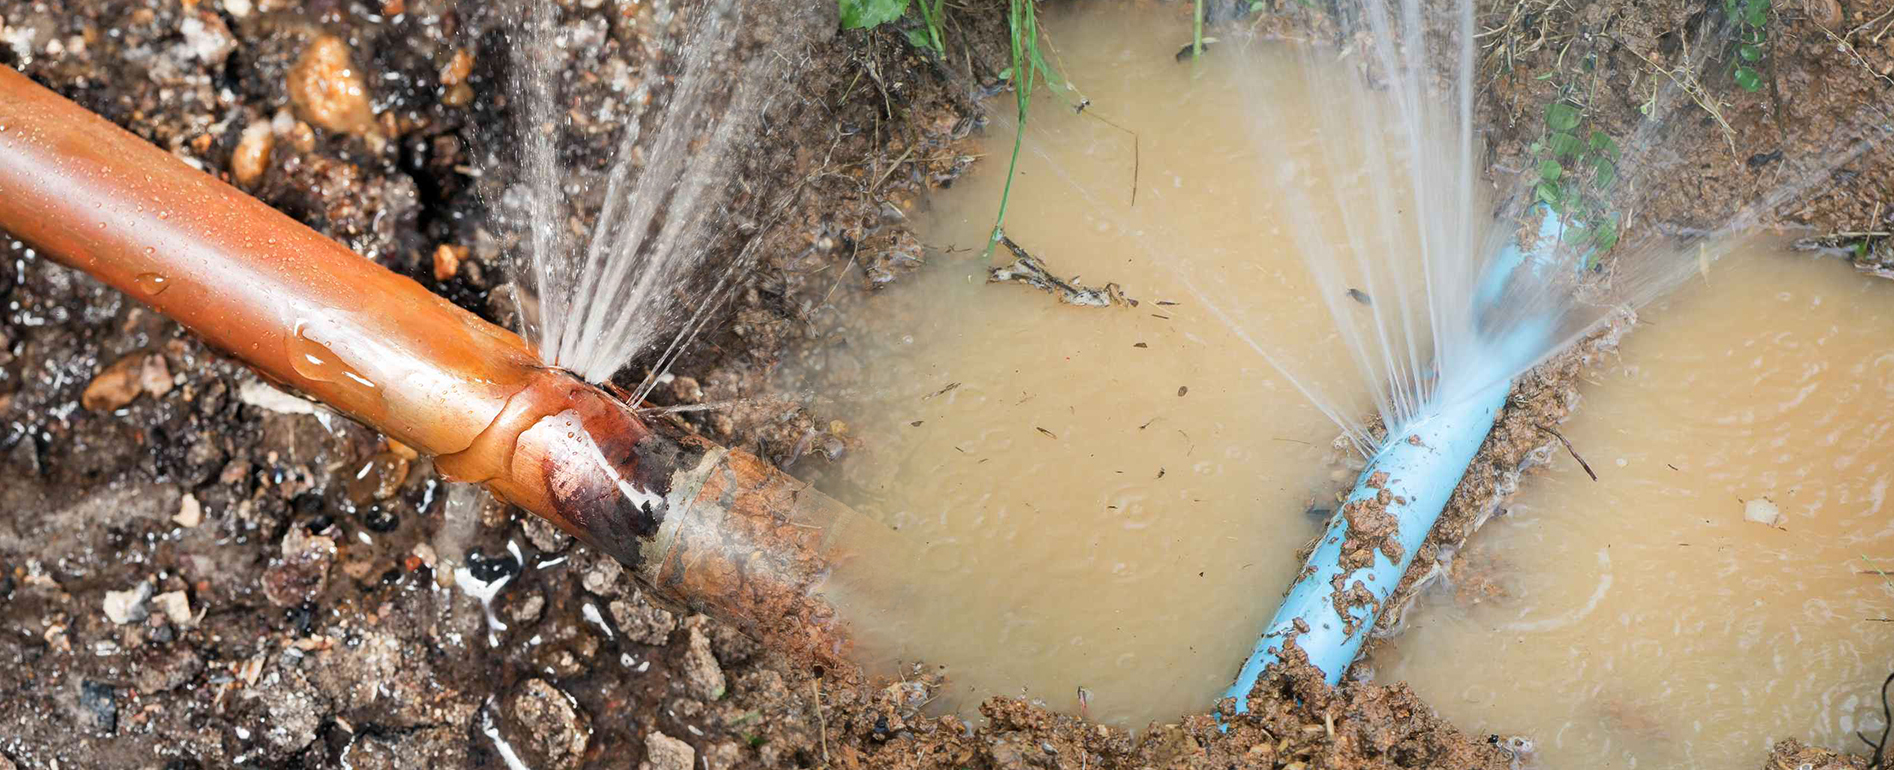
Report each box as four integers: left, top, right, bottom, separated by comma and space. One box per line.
0, 65, 882, 667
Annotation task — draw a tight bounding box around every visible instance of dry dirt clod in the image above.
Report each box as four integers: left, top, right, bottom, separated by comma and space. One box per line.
641, 731, 695, 770
682, 618, 728, 700
501, 679, 591, 770
609, 592, 676, 645
287, 35, 376, 135
232, 120, 274, 187
1805, 0, 1843, 31
262, 527, 336, 608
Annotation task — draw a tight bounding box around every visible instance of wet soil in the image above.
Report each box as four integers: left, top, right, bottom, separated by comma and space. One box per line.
1, 0, 1889, 769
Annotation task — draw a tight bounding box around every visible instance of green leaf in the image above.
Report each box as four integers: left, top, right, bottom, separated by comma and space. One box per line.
1739, 43, 1763, 62
1594, 222, 1620, 252
1548, 132, 1584, 157
1744, 0, 1768, 26
1250, 0, 1266, 12
1545, 102, 1582, 132
839, 0, 908, 29
1538, 159, 1564, 182
1592, 159, 1616, 188
1734, 66, 1763, 92
997, 67, 1014, 81
1588, 130, 1620, 159
1535, 181, 1562, 207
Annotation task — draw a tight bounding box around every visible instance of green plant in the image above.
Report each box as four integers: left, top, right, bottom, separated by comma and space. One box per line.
1530, 100, 1621, 266
1723, 0, 1771, 92
1191, 0, 1205, 61
984, 0, 1066, 257
837, 0, 946, 55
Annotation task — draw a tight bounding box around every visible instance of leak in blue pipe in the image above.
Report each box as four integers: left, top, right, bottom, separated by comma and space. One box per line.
1221, 207, 1571, 712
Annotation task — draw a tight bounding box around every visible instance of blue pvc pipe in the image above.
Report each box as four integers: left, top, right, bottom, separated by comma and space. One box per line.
1222, 208, 1568, 711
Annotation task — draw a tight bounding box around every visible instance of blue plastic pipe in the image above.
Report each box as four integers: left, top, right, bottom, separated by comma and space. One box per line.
1221, 209, 1568, 710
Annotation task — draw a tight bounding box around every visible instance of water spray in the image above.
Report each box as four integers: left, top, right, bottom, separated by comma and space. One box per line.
1223, 209, 1572, 707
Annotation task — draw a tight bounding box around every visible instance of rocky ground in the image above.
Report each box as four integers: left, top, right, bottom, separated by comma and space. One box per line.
1, 0, 1889, 768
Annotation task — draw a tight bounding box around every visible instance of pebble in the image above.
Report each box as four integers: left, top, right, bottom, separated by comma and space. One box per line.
79, 680, 117, 734
640, 731, 694, 770
152, 590, 196, 627
232, 119, 274, 187
178, 10, 235, 65
432, 243, 463, 280
103, 581, 154, 624
287, 35, 375, 134
81, 355, 147, 412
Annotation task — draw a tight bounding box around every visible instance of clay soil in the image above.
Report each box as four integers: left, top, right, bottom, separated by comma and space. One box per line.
1, 0, 1890, 769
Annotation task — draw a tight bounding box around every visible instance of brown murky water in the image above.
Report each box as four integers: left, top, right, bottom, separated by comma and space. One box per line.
799, 7, 1380, 727
1373, 248, 1894, 768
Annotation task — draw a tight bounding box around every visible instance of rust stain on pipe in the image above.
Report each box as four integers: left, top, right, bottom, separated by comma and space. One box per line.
0, 66, 871, 668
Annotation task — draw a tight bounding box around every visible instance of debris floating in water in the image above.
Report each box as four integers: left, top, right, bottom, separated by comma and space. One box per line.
1743, 497, 1784, 527
988, 235, 1129, 307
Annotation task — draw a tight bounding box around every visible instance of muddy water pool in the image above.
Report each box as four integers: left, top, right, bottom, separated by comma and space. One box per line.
795, 6, 1384, 727
1373, 248, 1894, 769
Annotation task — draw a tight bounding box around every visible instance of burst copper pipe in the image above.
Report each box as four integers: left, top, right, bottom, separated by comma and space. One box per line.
0, 65, 885, 667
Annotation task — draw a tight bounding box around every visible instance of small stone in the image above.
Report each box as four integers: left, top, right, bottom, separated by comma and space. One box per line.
432, 243, 463, 281
442, 82, 474, 108
103, 581, 154, 624
681, 618, 726, 700
153, 590, 196, 627
501, 679, 590, 770
79, 680, 117, 734
288, 35, 375, 134
82, 355, 146, 412
174, 493, 203, 527
1744, 497, 1784, 527
138, 353, 173, 398
505, 590, 546, 625
222, 0, 252, 18
178, 10, 234, 65
231, 119, 274, 188
439, 48, 473, 86
640, 731, 694, 770
345, 452, 409, 504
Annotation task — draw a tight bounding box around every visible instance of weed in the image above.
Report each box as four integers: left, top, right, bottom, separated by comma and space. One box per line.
1529, 99, 1622, 264
837, 0, 946, 55
984, 0, 1067, 257
1721, 0, 1771, 92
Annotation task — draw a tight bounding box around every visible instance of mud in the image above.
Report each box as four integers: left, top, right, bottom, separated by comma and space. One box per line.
2, 0, 1890, 769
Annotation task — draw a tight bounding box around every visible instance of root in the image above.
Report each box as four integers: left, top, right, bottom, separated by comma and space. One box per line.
989, 235, 1130, 307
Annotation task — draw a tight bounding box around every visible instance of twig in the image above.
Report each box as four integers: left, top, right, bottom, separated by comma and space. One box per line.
1857, 672, 1892, 769
813, 677, 830, 766
1539, 425, 1597, 481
